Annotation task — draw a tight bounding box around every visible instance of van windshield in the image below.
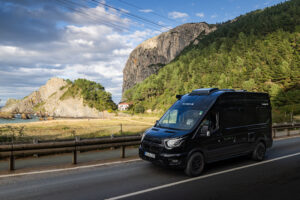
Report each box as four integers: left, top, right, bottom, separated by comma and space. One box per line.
156, 107, 204, 130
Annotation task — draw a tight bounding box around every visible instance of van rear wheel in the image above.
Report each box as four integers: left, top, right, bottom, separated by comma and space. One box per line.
252, 142, 266, 161
185, 152, 204, 177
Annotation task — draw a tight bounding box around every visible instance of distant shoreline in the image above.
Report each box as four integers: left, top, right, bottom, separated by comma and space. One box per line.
0, 117, 109, 125
0, 116, 156, 127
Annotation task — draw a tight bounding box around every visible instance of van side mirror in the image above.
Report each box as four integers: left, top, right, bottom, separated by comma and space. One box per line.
176, 95, 182, 100
200, 125, 210, 137
155, 120, 159, 126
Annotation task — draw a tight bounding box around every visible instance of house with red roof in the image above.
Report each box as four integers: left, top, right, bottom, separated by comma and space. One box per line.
118, 102, 133, 111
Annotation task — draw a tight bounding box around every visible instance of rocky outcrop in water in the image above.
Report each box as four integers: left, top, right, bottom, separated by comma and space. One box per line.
122, 22, 216, 94
21, 113, 31, 119
0, 112, 14, 119
1, 78, 113, 118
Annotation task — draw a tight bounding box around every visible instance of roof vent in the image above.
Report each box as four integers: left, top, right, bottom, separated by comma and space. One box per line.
190, 88, 219, 95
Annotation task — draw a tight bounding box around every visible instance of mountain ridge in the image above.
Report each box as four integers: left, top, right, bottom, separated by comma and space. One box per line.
122, 22, 217, 94
123, 0, 300, 122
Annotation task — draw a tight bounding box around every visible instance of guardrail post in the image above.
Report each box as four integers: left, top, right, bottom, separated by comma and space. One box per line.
33, 138, 39, 157
273, 129, 276, 138
72, 136, 80, 165
120, 124, 123, 135
110, 134, 115, 150
286, 128, 290, 137
9, 135, 15, 171
121, 145, 125, 158
9, 154, 15, 171
72, 150, 77, 165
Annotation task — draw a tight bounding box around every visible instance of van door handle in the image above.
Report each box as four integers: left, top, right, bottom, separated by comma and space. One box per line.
248, 132, 255, 142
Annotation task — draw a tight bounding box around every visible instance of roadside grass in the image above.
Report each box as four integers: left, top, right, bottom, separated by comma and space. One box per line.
294, 115, 300, 121
0, 116, 159, 143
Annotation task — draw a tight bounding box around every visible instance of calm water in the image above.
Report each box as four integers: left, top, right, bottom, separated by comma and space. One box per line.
0, 114, 40, 124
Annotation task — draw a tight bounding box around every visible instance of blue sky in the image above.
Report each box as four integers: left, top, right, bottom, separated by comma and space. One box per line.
0, 0, 287, 106
108, 0, 286, 25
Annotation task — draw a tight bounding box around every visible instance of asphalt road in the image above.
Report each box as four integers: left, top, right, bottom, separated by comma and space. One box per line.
0, 136, 300, 200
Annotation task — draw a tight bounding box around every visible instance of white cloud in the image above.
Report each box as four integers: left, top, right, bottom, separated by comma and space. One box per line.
0, 45, 38, 57
168, 11, 189, 19
120, 8, 130, 13
196, 12, 205, 18
211, 14, 218, 19
158, 21, 165, 25
68, 4, 130, 29
113, 48, 132, 56
139, 9, 153, 13
0, 3, 159, 105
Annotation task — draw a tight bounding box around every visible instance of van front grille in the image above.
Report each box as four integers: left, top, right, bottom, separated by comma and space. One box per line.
142, 140, 164, 154
144, 136, 162, 144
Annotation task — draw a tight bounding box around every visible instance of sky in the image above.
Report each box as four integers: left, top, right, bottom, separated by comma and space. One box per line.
0, 0, 287, 106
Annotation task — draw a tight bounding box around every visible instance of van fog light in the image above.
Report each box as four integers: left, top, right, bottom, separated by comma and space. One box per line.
169, 159, 181, 165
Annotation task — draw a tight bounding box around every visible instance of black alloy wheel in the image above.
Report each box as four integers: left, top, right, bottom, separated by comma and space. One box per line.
185, 152, 205, 177
252, 142, 266, 161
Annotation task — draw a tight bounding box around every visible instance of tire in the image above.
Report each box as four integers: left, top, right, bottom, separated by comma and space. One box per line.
252, 142, 266, 161
184, 152, 205, 177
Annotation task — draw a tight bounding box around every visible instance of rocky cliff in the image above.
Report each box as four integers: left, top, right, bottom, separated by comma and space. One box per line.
122, 22, 216, 94
1, 78, 113, 118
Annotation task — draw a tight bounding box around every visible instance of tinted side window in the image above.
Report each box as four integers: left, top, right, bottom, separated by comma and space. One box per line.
243, 107, 256, 125
221, 106, 270, 128
244, 106, 270, 124
220, 107, 244, 128
256, 107, 270, 123
162, 110, 178, 124
199, 112, 219, 132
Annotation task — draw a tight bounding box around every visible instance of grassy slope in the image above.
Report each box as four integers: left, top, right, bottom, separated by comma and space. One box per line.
60, 79, 117, 112
0, 116, 158, 142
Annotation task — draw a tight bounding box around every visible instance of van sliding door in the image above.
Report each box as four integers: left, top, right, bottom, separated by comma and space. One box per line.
220, 106, 250, 156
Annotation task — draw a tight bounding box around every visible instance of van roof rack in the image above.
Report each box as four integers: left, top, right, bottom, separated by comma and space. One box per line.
220, 89, 235, 92
219, 89, 247, 92
190, 88, 219, 95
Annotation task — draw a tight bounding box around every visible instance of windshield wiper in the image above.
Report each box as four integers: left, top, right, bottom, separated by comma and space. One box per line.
155, 124, 184, 131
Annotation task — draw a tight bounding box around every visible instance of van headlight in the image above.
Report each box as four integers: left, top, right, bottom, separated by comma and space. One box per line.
141, 128, 151, 142
164, 138, 184, 149
141, 132, 146, 141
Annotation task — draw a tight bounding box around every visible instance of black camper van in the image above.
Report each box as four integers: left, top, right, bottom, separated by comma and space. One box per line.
139, 88, 272, 176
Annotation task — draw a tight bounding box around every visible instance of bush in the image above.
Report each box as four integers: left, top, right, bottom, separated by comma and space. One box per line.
134, 104, 145, 113
60, 79, 117, 111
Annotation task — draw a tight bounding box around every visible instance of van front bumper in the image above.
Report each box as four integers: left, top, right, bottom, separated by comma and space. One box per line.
139, 147, 187, 167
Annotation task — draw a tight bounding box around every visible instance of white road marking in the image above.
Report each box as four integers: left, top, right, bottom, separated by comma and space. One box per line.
106, 151, 300, 200
0, 158, 141, 178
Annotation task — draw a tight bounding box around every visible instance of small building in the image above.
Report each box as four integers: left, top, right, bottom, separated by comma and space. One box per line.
118, 102, 133, 111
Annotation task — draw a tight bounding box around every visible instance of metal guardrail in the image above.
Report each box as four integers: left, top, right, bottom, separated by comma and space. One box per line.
272, 123, 300, 138
0, 123, 299, 171
0, 135, 141, 171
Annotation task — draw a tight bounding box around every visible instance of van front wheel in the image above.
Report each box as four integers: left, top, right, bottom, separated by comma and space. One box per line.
252, 142, 266, 161
185, 152, 204, 177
